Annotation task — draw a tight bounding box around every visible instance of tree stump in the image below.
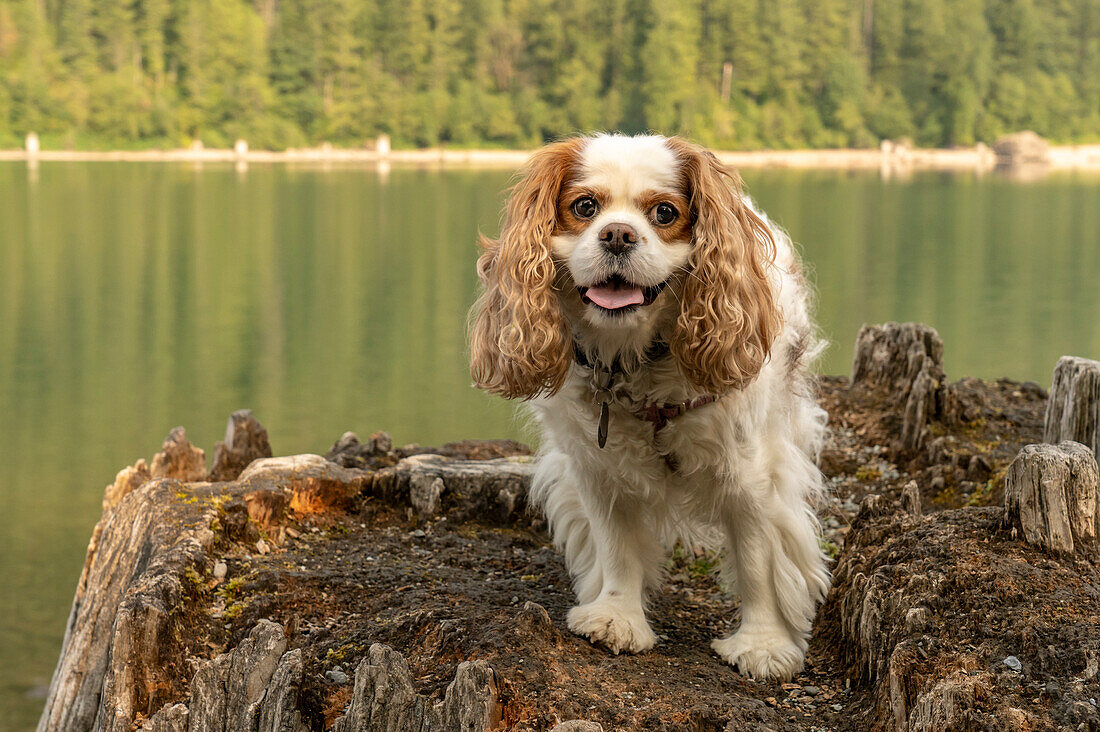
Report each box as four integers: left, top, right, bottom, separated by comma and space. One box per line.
901, 480, 922, 517
851, 322, 945, 452
1003, 441, 1099, 555
1044, 356, 1100, 458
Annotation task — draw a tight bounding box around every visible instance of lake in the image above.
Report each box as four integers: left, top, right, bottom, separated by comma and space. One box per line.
2, 162, 1099, 730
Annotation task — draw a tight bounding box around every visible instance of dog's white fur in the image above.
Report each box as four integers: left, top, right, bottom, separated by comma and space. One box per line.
472, 134, 830, 680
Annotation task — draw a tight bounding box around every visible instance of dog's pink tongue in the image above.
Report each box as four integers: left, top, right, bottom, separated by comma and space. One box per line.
586, 283, 644, 309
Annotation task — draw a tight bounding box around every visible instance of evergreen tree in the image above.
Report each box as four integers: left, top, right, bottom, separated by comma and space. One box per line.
178, 0, 271, 146
0, 0, 1096, 148
640, 0, 702, 134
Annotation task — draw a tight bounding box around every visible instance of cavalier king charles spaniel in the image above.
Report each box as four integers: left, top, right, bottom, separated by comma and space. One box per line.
469, 134, 829, 681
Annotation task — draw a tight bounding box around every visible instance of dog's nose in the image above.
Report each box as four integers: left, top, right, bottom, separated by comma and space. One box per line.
598, 223, 638, 255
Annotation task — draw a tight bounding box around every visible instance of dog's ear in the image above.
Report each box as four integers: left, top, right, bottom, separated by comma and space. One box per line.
469, 139, 580, 399
667, 137, 782, 395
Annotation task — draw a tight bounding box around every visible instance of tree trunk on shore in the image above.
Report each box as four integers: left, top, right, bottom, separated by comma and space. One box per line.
1004, 441, 1099, 555
850, 322, 945, 453
1044, 355, 1100, 458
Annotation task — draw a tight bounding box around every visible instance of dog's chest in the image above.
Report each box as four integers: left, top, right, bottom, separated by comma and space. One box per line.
551, 362, 722, 472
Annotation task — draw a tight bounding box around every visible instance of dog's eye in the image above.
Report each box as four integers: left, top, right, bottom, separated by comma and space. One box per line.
571, 196, 598, 220
653, 202, 678, 226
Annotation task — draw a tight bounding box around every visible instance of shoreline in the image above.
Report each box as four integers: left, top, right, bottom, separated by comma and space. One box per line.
3, 143, 1100, 171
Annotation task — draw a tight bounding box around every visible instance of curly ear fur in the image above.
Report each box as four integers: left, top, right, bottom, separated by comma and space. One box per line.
469, 139, 581, 399
667, 137, 782, 395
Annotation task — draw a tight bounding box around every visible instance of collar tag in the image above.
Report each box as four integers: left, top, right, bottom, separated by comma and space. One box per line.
592, 362, 614, 448
597, 400, 610, 448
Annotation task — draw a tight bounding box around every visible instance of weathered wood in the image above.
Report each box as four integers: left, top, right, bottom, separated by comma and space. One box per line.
186, 620, 289, 731
550, 723, 605, 732
851, 322, 945, 452
331, 644, 434, 731
1004, 441, 1099, 554
102, 459, 151, 512
140, 629, 308, 732
821, 502, 1100, 732
37, 378, 1100, 731
209, 409, 273, 481
369, 453, 533, 523
332, 644, 502, 732
325, 430, 396, 471
906, 673, 983, 732
325, 430, 531, 470
39, 420, 527, 732
238, 454, 370, 520
439, 657, 504, 730
139, 704, 188, 732
851, 322, 944, 394
37, 479, 216, 732
256, 649, 309, 732
901, 364, 939, 453
901, 481, 922, 517
150, 427, 207, 482
1044, 355, 1100, 458
38, 429, 213, 732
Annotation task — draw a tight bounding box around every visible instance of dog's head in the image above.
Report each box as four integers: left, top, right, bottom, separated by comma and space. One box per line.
470, 134, 780, 400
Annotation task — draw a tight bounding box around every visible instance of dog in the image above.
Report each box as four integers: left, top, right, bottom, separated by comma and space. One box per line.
469, 133, 829, 681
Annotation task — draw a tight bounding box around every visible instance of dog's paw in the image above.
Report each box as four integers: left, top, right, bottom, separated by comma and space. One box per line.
711, 625, 807, 681
566, 600, 656, 655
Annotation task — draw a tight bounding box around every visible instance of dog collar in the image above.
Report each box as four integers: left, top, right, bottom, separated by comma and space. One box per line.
635, 395, 719, 434
572, 340, 719, 447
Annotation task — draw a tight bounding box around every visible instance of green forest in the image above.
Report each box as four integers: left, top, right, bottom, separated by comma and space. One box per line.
1, 0, 1098, 150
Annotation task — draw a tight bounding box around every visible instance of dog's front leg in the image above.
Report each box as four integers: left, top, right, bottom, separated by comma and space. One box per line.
565, 485, 661, 655
711, 483, 829, 681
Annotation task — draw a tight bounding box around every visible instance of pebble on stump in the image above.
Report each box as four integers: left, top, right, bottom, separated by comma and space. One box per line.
1004, 441, 1099, 555
850, 322, 945, 453
1044, 355, 1100, 458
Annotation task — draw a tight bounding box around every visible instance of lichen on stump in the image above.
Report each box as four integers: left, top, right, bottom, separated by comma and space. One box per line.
1004, 441, 1099, 555
1044, 355, 1100, 458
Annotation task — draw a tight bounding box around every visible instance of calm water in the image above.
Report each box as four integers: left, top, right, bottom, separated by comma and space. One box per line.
2, 162, 1099, 729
